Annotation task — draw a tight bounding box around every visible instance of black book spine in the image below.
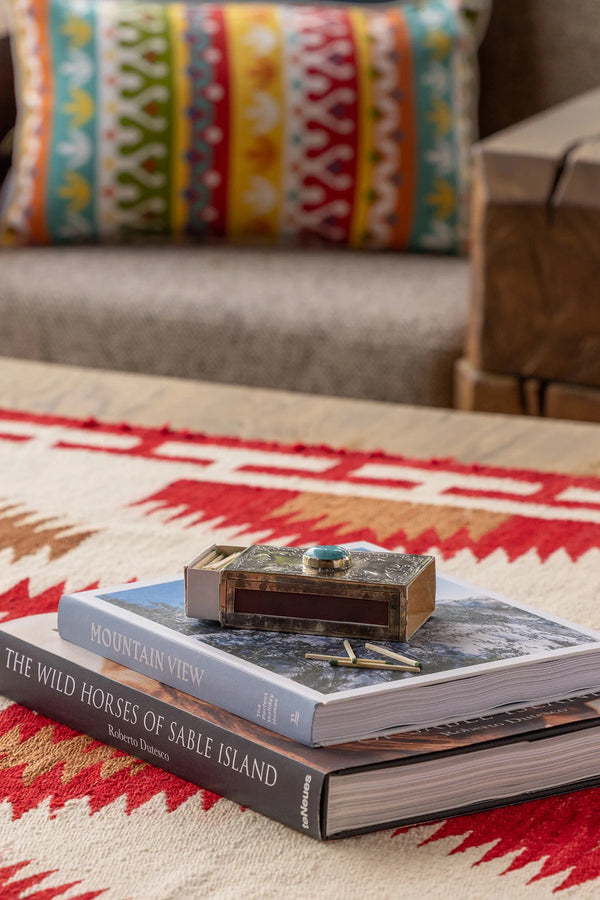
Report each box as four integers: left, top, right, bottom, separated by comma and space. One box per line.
0, 633, 326, 839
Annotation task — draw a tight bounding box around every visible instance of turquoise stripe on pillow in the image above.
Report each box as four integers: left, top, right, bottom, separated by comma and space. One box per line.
404, 0, 459, 252
47, 0, 98, 241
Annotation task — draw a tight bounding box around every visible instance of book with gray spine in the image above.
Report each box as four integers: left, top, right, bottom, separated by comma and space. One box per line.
56, 560, 600, 747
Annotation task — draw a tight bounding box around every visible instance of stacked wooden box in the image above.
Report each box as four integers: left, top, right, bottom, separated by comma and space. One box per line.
456, 88, 600, 422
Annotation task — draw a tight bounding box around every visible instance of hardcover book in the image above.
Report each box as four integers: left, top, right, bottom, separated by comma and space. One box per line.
2, 613, 600, 841
56, 568, 600, 747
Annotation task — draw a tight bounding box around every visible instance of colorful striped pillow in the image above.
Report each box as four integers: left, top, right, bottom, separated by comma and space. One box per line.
1, 0, 490, 251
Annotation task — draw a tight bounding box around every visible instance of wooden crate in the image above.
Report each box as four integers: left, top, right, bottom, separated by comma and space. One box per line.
455, 358, 600, 424
461, 88, 600, 420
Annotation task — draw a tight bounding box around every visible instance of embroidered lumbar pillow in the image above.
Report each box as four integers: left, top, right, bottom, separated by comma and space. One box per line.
1, 0, 490, 250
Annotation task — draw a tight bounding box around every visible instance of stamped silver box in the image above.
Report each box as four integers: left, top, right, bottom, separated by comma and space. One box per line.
185, 544, 435, 641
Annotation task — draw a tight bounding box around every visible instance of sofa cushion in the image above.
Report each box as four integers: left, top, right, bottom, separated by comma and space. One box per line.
1, 0, 489, 251
0, 245, 468, 406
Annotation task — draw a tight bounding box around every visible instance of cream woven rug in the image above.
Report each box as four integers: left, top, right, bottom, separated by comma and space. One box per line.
0, 407, 599, 899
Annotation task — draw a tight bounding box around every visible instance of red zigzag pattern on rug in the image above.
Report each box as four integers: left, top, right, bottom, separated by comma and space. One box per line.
399, 787, 600, 892
134, 478, 600, 563
0, 858, 103, 900
0, 703, 220, 820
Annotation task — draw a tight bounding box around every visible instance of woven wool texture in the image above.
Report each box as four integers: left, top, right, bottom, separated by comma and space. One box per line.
1, 0, 490, 250
0, 407, 599, 898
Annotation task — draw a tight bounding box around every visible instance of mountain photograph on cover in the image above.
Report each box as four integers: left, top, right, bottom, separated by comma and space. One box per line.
98, 579, 600, 695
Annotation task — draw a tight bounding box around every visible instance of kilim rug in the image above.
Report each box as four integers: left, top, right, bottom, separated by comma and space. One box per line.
0, 407, 599, 899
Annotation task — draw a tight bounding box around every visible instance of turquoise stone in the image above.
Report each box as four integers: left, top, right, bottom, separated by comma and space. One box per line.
302, 545, 352, 571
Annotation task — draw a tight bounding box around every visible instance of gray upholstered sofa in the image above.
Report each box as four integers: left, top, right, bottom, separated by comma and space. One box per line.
1, 1, 599, 408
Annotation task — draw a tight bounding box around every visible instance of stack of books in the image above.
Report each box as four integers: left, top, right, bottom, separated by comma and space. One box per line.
2, 546, 600, 840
